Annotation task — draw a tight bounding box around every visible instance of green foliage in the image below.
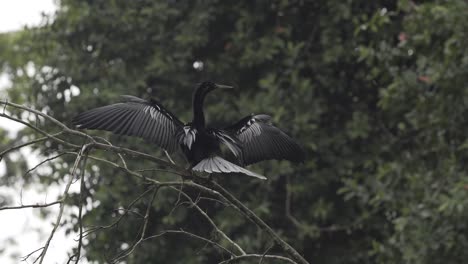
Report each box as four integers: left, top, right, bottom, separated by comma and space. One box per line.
3, 0, 468, 263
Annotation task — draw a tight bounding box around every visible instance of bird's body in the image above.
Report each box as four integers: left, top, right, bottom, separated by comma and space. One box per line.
179, 125, 219, 165
73, 81, 305, 179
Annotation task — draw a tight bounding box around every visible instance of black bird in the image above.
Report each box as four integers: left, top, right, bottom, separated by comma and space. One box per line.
72, 81, 305, 179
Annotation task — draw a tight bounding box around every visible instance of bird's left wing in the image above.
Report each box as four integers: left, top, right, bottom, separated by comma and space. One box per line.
225, 114, 305, 165
72, 95, 184, 153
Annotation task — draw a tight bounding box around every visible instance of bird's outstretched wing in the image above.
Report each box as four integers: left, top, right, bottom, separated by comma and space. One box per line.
72, 95, 183, 153
225, 114, 305, 165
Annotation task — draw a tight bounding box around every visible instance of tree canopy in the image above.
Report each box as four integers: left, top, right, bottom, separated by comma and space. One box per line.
2, 0, 468, 263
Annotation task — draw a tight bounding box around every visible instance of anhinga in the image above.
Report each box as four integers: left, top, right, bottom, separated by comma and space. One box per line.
72, 81, 305, 179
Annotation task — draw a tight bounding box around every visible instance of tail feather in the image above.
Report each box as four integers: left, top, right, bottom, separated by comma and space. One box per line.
192, 156, 266, 180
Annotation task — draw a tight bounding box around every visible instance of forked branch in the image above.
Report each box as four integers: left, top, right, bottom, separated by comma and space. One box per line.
0, 100, 309, 264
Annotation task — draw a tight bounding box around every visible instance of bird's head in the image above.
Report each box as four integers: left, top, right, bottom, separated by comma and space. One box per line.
196, 81, 234, 96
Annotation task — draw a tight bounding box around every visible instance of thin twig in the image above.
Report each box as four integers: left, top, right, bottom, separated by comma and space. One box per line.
73, 154, 89, 264
0, 100, 92, 140
141, 187, 160, 239
218, 254, 298, 264
0, 201, 62, 211
2, 98, 7, 113
0, 112, 80, 149
91, 142, 181, 171
171, 186, 246, 255
210, 182, 309, 264
37, 144, 92, 264
24, 152, 69, 177
285, 174, 307, 229
85, 154, 188, 180
260, 243, 274, 264
0, 132, 63, 159
82, 186, 156, 237
111, 186, 161, 263
93, 136, 128, 168
143, 229, 235, 256
198, 196, 232, 207
136, 168, 182, 173
20, 247, 44, 262
164, 150, 176, 165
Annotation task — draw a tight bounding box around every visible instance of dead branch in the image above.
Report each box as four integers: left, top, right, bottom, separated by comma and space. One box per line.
24, 152, 69, 176
0, 201, 61, 211
72, 154, 89, 264
82, 186, 156, 238
37, 144, 91, 264
20, 247, 44, 262
0, 132, 63, 160
110, 186, 161, 263
170, 186, 246, 255
0, 100, 310, 264
143, 229, 235, 257
210, 182, 309, 264
218, 254, 298, 264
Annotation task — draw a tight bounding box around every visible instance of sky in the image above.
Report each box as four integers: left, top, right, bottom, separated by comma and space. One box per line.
0, 1, 81, 263
0, 0, 56, 33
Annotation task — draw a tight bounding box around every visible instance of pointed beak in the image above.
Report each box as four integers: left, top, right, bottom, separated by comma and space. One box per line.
215, 84, 234, 89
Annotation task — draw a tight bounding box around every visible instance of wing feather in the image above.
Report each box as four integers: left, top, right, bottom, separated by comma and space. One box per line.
209, 129, 243, 160
106, 109, 129, 131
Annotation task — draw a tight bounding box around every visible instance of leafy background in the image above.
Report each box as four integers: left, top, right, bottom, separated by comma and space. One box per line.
2, 0, 468, 263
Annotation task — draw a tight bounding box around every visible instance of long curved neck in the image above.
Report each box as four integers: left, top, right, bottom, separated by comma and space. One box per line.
192, 88, 206, 129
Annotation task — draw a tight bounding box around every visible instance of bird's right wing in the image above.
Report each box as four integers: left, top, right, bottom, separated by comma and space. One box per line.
72, 95, 184, 153
225, 114, 305, 165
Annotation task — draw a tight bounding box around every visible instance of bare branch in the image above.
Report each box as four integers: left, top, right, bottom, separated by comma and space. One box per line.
218, 254, 298, 264
37, 144, 92, 264
72, 154, 89, 264
83, 186, 156, 237
285, 174, 309, 229
0, 100, 91, 140
0, 132, 63, 159
87, 155, 187, 179
24, 152, 69, 177
164, 150, 176, 165
1, 101, 309, 264
110, 186, 161, 263
141, 187, 160, 239
143, 230, 235, 256
90, 142, 182, 172
0, 201, 61, 211
0, 112, 80, 150
197, 196, 232, 207
85, 154, 223, 199
92, 136, 128, 168
210, 182, 309, 264
171, 186, 246, 255
20, 247, 44, 262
